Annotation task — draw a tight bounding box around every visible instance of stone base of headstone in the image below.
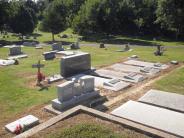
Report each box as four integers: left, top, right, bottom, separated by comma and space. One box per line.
52, 89, 99, 111
8, 54, 28, 60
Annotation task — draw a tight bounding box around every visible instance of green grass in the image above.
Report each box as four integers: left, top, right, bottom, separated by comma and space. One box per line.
46, 123, 145, 138
1, 28, 184, 46
153, 67, 184, 95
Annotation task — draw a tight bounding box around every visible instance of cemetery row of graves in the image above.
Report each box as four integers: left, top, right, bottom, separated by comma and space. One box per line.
0, 41, 184, 137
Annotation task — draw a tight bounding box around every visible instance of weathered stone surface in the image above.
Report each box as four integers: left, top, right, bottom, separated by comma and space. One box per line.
110, 63, 159, 75
111, 100, 184, 137
124, 60, 169, 69
52, 90, 99, 111
5, 115, 39, 133
57, 81, 74, 102
80, 76, 94, 93
56, 51, 75, 56
43, 51, 56, 60
52, 43, 64, 51
9, 46, 22, 56
95, 69, 146, 83
60, 53, 91, 77
139, 89, 184, 113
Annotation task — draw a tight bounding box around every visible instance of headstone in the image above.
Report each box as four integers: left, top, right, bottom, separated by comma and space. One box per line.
139, 89, 184, 113
57, 81, 74, 102
9, 46, 22, 56
99, 43, 105, 48
60, 53, 91, 77
43, 51, 56, 60
52, 43, 64, 51
111, 101, 184, 137
70, 39, 80, 49
103, 79, 131, 91
154, 45, 164, 56
5, 115, 39, 134
80, 76, 94, 93
23, 42, 37, 47
52, 76, 99, 111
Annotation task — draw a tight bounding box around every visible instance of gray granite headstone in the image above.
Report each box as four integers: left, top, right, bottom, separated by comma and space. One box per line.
139, 89, 184, 113
52, 43, 64, 51
57, 81, 74, 102
60, 53, 91, 77
43, 51, 56, 60
111, 100, 184, 137
9, 46, 22, 56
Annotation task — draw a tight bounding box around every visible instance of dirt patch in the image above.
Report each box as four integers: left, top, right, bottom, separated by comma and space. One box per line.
31, 113, 151, 138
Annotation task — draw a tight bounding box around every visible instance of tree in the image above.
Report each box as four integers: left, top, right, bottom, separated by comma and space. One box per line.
9, 4, 36, 39
41, 0, 67, 41
0, 0, 11, 32
156, 0, 184, 39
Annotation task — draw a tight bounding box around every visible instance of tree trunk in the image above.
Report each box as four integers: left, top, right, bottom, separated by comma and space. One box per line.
22, 34, 24, 41
52, 33, 55, 42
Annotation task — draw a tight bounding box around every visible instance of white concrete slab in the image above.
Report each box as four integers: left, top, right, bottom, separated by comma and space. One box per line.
95, 69, 146, 83
5, 115, 39, 133
124, 60, 169, 69
110, 63, 159, 75
111, 100, 184, 137
0, 59, 15, 66
139, 89, 184, 113
8, 54, 28, 60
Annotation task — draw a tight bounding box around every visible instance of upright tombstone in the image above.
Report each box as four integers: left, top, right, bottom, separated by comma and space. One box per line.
60, 53, 91, 77
52, 76, 99, 111
99, 43, 105, 48
9, 46, 22, 56
70, 39, 80, 49
43, 51, 56, 60
52, 43, 64, 51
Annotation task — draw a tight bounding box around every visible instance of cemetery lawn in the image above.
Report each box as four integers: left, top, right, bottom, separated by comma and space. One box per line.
0, 45, 184, 125
47, 123, 122, 138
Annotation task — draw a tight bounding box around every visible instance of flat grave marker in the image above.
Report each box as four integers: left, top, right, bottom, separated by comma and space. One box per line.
139, 89, 184, 113
111, 100, 184, 137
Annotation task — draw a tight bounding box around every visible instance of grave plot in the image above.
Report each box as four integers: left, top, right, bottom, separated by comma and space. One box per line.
139, 89, 184, 113
111, 100, 184, 137
70, 74, 131, 91
124, 59, 169, 69
109, 63, 160, 75
94, 69, 146, 83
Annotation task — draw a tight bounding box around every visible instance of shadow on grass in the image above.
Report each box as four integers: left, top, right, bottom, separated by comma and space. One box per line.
82, 34, 157, 46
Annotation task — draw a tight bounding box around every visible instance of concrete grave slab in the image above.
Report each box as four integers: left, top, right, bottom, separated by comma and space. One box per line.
5, 115, 39, 133
139, 89, 184, 113
111, 100, 184, 137
0, 59, 15, 66
95, 69, 146, 83
124, 60, 169, 69
47, 74, 63, 83
109, 63, 159, 75
8, 54, 28, 60
56, 51, 75, 56
60, 53, 91, 77
103, 79, 131, 91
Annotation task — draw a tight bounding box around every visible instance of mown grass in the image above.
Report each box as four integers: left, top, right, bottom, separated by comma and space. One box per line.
1, 28, 184, 46
46, 123, 147, 138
